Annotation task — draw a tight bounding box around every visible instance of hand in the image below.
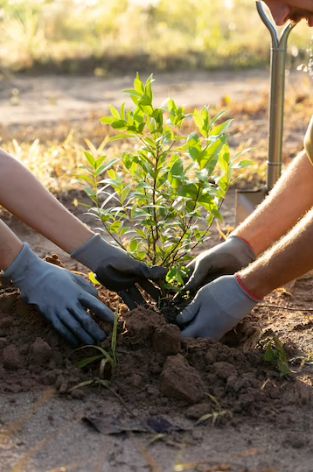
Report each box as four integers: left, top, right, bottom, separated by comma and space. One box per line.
72, 235, 167, 307
264, 1, 313, 26
183, 236, 255, 293
4, 244, 115, 346
177, 275, 257, 340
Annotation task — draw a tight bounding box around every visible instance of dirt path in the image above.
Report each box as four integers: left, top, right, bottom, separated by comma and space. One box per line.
0, 69, 299, 126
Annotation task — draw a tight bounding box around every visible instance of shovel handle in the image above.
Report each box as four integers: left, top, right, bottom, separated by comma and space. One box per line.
256, 1, 295, 49
256, 1, 296, 190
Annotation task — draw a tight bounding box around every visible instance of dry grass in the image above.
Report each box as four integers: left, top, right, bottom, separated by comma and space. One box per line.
0, 0, 311, 74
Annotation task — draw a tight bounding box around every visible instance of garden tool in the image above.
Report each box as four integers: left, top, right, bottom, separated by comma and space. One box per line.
235, 0, 296, 224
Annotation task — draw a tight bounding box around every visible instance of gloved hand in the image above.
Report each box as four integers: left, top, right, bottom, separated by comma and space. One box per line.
4, 244, 115, 346
183, 236, 255, 292
177, 275, 258, 341
71, 234, 167, 308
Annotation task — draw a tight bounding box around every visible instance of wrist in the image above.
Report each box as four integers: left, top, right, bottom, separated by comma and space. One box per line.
4, 243, 41, 282
229, 234, 256, 259
0, 241, 24, 271
235, 272, 265, 301
71, 234, 110, 271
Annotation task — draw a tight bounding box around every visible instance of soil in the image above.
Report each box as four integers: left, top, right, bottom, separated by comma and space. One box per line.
1, 71, 313, 471
0, 246, 313, 471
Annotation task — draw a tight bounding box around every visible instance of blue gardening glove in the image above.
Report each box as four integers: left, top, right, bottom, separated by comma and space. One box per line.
72, 235, 167, 308
183, 236, 255, 292
4, 244, 115, 346
177, 275, 258, 341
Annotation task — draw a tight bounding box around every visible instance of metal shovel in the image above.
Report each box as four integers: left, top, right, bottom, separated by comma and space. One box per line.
235, 0, 296, 224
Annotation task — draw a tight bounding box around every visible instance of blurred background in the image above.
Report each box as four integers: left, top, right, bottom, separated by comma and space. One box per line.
0, 0, 311, 74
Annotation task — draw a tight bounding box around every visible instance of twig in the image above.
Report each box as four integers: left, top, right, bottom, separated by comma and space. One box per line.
258, 303, 313, 312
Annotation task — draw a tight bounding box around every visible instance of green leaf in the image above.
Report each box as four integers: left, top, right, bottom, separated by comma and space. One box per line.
111, 120, 127, 129
84, 150, 96, 167
109, 105, 121, 119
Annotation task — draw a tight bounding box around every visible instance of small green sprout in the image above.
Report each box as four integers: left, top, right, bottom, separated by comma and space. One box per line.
262, 336, 291, 377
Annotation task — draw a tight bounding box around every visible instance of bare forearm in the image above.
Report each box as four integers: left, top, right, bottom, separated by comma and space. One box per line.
233, 151, 313, 255
239, 206, 313, 297
0, 150, 94, 254
0, 220, 23, 270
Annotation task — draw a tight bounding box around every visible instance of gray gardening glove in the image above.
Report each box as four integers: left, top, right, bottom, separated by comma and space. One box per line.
177, 275, 258, 341
71, 234, 167, 308
183, 236, 255, 292
4, 244, 114, 346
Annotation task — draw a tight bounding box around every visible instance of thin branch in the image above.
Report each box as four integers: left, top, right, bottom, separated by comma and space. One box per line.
258, 303, 313, 313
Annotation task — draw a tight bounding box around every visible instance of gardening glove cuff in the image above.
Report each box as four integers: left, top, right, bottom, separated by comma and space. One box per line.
227, 235, 256, 265
4, 243, 43, 288
71, 234, 118, 272
177, 275, 258, 341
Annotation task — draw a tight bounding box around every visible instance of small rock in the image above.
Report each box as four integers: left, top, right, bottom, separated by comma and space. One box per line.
213, 361, 236, 380
40, 370, 57, 385
149, 362, 163, 375
30, 338, 52, 365
160, 354, 205, 404
2, 344, 21, 370
191, 429, 203, 440
146, 385, 157, 396
152, 324, 181, 355
71, 389, 85, 400
55, 374, 68, 391
205, 350, 217, 365
59, 381, 68, 394
283, 433, 309, 449
128, 373, 143, 388
0, 316, 12, 329
185, 403, 211, 420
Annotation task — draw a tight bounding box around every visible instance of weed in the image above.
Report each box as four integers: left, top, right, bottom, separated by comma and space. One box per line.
72, 313, 119, 379
195, 393, 232, 426
262, 336, 291, 377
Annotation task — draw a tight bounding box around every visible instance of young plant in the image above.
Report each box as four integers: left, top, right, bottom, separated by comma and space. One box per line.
81, 74, 245, 287
262, 336, 291, 377
72, 313, 119, 379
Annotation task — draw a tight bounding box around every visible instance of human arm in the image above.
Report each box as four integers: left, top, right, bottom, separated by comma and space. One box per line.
178, 205, 313, 339
233, 150, 313, 255
184, 149, 313, 291
0, 149, 166, 301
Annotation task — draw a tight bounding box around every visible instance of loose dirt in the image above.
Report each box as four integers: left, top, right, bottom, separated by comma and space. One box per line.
0, 228, 312, 471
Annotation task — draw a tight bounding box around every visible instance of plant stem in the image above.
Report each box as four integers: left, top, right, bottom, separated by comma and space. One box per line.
151, 142, 161, 264
162, 184, 202, 266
